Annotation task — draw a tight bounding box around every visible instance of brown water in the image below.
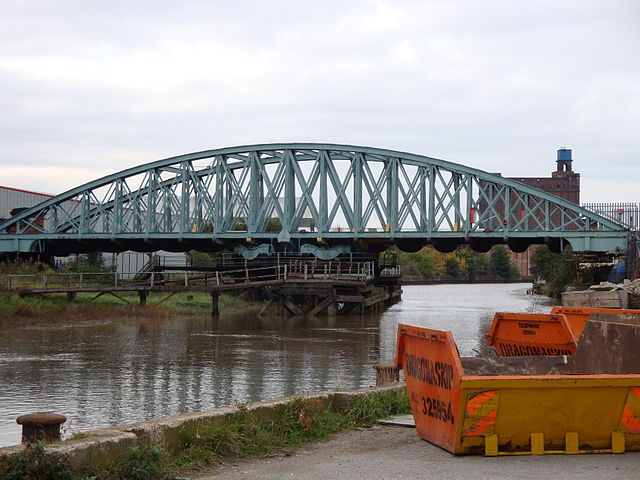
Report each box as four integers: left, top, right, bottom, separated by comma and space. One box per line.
0, 283, 551, 447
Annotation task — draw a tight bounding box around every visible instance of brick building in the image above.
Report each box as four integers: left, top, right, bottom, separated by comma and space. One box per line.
510, 148, 580, 204
508, 148, 580, 276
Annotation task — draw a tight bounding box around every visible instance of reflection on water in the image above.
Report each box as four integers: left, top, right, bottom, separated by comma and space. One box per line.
0, 283, 551, 447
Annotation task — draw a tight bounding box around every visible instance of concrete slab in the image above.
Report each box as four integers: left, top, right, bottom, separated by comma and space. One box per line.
190, 424, 640, 480
378, 414, 415, 427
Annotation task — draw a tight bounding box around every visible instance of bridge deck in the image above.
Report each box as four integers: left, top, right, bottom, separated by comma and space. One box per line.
15, 277, 369, 295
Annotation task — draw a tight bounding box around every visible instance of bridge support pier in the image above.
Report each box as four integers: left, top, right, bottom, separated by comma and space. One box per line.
66, 292, 76, 301
282, 296, 304, 316
262, 279, 401, 317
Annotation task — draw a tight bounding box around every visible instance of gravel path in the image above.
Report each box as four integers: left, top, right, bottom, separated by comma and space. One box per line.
190, 424, 639, 480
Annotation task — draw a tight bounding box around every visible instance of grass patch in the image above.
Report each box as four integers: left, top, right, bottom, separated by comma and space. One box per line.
0, 260, 276, 323
173, 389, 410, 471
1, 389, 410, 479
0, 389, 411, 480
166, 291, 267, 316
1, 442, 174, 480
0, 289, 271, 325
0, 291, 171, 325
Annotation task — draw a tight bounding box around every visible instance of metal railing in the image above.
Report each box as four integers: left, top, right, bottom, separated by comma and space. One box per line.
284, 259, 375, 280
379, 266, 401, 277
6, 261, 375, 290
582, 202, 639, 231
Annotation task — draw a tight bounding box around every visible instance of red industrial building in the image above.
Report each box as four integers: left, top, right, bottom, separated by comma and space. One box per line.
508, 148, 580, 276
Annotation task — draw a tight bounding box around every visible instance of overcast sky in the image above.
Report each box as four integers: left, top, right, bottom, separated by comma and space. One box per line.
1, 0, 639, 202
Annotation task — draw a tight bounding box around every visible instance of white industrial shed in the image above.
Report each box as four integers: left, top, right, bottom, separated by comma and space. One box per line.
0, 185, 185, 273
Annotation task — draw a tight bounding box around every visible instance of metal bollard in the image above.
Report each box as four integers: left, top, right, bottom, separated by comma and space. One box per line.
16, 412, 67, 443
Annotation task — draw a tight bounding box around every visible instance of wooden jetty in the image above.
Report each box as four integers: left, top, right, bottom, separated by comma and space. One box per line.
8, 260, 401, 316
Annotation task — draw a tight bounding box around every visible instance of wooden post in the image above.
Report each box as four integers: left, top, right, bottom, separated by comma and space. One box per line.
373, 363, 400, 386
211, 292, 219, 316
138, 290, 148, 305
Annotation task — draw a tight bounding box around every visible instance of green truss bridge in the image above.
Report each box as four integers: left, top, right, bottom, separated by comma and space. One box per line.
0, 143, 630, 259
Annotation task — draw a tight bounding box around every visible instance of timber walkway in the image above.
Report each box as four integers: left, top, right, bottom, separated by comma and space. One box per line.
7, 262, 375, 292
6, 261, 398, 315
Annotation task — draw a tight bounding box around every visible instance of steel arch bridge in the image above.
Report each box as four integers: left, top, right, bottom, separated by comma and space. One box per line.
0, 143, 630, 258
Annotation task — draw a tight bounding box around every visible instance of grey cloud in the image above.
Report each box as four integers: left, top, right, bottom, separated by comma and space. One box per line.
0, 0, 638, 202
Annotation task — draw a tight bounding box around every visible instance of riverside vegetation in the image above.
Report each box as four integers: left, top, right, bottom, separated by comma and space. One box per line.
0, 260, 268, 323
397, 245, 518, 280
529, 245, 610, 297
0, 390, 411, 480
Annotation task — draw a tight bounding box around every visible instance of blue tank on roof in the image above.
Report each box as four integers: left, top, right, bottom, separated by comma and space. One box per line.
557, 148, 572, 161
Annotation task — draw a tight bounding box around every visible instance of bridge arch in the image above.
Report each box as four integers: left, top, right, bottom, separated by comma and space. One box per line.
0, 143, 629, 257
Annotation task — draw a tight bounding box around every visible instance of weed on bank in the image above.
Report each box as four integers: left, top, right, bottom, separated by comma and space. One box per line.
0, 390, 410, 479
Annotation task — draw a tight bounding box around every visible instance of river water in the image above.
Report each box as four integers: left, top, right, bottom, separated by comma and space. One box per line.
0, 283, 552, 447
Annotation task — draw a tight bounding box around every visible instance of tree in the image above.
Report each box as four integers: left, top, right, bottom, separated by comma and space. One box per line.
62, 252, 112, 273
187, 250, 216, 268
456, 246, 489, 280
266, 217, 283, 232
233, 218, 247, 231
530, 245, 574, 297
489, 246, 517, 279
398, 247, 444, 277
443, 252, 466, 276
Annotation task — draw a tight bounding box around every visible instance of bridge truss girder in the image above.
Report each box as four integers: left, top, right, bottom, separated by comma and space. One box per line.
0, 143, 629, 256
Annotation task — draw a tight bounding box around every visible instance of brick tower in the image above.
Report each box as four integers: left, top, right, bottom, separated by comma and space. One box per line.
508, 148, 581, 276
509, 148, 580, 205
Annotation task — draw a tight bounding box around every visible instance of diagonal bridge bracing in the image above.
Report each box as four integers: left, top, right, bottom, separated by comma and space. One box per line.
0, 143, 630, 257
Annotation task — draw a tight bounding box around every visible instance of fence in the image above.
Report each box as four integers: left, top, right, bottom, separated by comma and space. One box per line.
582, 202, 639, 231
6, 261, 376, 291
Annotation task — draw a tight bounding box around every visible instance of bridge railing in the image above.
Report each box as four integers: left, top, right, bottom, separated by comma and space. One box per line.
7, 272, 121, 290
379, 266, 401, 277
284, 259, 374, 280
6, 261, 375, 290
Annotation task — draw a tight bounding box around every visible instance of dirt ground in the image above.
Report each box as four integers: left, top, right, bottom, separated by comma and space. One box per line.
190, 424, 640, 480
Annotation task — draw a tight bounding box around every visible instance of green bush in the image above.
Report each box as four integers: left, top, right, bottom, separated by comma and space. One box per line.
530, 245, 574, 297
0, 442, 74, 480
398, 247, 443, 277
0, 442, 173, 480
113, 445, 173, 480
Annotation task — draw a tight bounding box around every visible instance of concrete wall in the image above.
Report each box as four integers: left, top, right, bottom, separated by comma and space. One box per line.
0, 384, 405, 472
